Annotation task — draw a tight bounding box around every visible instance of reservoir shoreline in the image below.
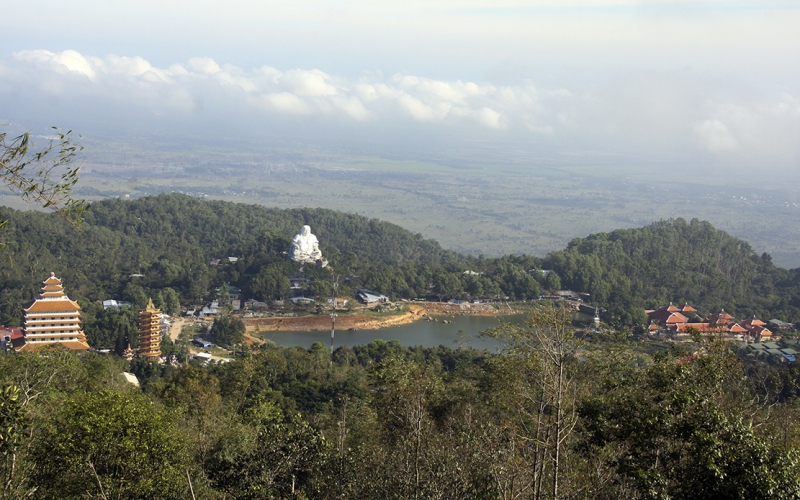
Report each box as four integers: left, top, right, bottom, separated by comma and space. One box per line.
242, 302, 525, 333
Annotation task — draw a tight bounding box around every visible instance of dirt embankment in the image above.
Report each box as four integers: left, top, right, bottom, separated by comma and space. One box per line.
421, 302, 518, 316
242, 302, 522, 333
243, 305, 428, 332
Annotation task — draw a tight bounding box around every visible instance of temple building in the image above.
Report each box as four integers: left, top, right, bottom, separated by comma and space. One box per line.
137, 298, 162, 361
18, 273, 90, 352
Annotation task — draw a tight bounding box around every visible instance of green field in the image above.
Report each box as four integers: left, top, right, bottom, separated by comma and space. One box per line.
13, 136, 799, 268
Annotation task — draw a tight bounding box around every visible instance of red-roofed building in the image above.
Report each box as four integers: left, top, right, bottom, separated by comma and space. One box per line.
673, 322, 748, 336
748, 325, 773, 342
728, 323, 747, 334
741, 316, 766, 329
704, 310, 735, 327
647, 305, 689, 327
0, 327, 24, 350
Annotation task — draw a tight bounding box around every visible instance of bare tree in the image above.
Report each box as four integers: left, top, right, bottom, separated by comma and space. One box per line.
484, 303, 580, 500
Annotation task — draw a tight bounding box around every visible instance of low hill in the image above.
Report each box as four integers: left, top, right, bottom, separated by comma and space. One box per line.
543, 218, 800, 325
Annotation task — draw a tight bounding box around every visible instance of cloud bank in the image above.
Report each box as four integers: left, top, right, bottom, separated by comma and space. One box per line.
2, 49, 800, 172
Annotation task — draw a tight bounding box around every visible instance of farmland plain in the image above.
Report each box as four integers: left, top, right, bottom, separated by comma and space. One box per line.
4, 134, 799, 268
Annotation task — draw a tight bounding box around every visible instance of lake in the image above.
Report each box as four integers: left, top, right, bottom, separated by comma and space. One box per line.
257, 314, 527, 349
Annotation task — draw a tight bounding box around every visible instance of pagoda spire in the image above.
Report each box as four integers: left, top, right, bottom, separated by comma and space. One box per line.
137, 298, 162, 361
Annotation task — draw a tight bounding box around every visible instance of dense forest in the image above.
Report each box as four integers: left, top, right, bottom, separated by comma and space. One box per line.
1, 307, 799, 499
1, 194, 799, 342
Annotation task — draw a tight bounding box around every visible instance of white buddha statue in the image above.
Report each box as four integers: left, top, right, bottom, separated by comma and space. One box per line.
289, 225, 324, 264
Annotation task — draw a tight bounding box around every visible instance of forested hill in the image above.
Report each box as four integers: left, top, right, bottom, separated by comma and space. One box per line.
85, 194, 451, 267
543, 218, 800, 324
0, 194, 456, 323
1, 195, 799, 332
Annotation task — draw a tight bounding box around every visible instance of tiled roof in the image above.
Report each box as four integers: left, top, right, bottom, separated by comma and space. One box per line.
741, 317, 766, 328
728, 323, 747, 333
16, 339, 90, 352
647, 307, 688, 325
675, 323, 719, 333
23, 299, 81, 313
749, 326, 773, 337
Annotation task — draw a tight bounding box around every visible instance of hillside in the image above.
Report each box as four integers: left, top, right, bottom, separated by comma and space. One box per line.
0, 194, 451, 300
543, 218, 800, 324
0, 197, 799, 342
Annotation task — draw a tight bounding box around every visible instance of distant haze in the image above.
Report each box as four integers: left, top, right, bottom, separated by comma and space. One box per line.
2, 1, 800, 180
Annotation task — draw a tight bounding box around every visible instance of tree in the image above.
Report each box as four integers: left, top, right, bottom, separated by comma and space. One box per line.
30, 389, 192, 500
160, 287, 181, 316
579, 338, 800, 499
544, 272, 561, 292
433, 270, 463, 302
483, 303, 581, 500
0, 385, 34, 499
210, 313, 245, 348
249, 267, 291, 302
207, 401, 330, 499
0, 128, 88, 232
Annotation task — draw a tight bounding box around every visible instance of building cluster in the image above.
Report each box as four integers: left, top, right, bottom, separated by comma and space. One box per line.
3, 273, 166, 362
647, 302, 775, 342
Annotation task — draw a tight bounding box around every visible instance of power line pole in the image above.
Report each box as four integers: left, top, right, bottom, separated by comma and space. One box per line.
330, 273, 339, 368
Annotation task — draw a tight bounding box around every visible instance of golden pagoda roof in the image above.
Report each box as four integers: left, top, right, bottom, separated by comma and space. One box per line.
42, 272, 62, 285
40, 273, 65, 297
15, 338, 90, 352
23, 298, 81, 313
144, 298, 160, 313
22, 273, 81, 312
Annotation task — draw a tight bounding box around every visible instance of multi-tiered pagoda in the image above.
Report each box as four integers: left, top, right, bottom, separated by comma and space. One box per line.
137, 298, 162, 361
19, 273, 90, 352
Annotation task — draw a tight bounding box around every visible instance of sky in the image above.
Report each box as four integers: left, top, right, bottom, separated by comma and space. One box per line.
1, 1, 799, 176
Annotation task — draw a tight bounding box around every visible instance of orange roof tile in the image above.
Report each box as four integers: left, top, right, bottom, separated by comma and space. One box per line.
676, 323, 719, 333
42, 275, 62, 285
23, 299, 81, 313
748, 326, 773, 337
741, 317, 766, 328
15, 339, 90, 352
648, 308, 688, 325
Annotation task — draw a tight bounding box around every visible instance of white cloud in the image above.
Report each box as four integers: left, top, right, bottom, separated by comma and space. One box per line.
14, 49, 97, 80
3, 48, 800, 171
187, 57, 221, 75
476, 107, 503, 129
397, 94, 451, 122
332, 96, 371, 121
261, 92, 312, 114
280, 69, 338, 97
694, 119, 738, 152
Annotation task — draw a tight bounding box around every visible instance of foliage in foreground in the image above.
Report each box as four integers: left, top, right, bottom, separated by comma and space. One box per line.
0, 306, 798, 498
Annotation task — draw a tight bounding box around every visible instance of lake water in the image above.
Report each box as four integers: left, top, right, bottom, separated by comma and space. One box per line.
258, 314, 527, 349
